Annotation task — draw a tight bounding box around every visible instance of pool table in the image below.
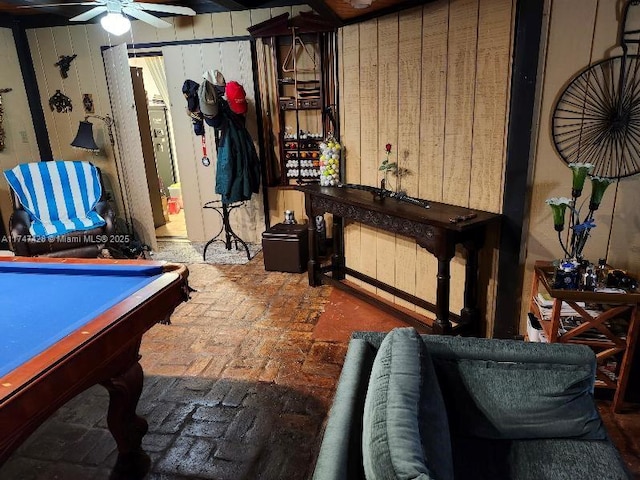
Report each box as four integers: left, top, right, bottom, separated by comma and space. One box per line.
0, 256, 189, 477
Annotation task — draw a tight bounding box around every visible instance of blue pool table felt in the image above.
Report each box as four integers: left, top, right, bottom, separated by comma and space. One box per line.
0, 262, 165, 378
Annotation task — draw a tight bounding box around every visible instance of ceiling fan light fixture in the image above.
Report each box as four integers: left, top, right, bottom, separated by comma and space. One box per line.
100, 12, 131, 36
346, 0, 375, 8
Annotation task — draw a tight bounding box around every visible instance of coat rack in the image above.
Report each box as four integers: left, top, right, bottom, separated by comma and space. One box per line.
201, 101, 252, 262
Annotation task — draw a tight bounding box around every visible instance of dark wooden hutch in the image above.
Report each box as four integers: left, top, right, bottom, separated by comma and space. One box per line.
249, 12, 339, 187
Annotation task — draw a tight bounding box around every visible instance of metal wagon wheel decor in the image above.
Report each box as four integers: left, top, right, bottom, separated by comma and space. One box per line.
552, 1, 640, 179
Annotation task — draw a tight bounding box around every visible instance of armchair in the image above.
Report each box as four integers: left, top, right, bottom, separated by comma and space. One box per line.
4, 161, 115, 258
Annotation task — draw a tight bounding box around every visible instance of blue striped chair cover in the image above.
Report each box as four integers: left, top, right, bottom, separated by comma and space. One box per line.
3, 161, 106, 238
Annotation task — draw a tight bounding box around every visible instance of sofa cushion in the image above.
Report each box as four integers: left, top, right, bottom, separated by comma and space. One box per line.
423, 336, 606, 440
362, 328, 454, 480
509, 438, 631, 480
449, 436, 512, 480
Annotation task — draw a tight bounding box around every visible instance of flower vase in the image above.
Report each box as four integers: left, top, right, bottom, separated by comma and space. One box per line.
372, 178, 386, 201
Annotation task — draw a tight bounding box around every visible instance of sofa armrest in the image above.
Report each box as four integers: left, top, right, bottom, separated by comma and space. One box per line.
9, 210, 32, 256
10, 209, 31, 235
312, 339, 376, 480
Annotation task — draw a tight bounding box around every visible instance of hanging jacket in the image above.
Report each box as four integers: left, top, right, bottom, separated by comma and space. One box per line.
215, 100, 261, 204
182, 79, 204, 136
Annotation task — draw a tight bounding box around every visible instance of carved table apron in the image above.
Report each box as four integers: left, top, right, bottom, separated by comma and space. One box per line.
299, 185, 501, 334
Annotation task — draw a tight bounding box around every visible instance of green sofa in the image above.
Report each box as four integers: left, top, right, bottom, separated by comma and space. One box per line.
312, 328, 631, 480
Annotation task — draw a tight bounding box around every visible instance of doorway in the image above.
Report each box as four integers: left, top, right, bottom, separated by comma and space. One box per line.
129, 55, 187, 240
111, 40, 266, 253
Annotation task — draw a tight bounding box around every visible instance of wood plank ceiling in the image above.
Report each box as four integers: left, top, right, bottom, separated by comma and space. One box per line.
0, 0, 432, 26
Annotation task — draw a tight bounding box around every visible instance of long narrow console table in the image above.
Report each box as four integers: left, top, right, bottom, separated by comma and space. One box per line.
298, 185, 501, 335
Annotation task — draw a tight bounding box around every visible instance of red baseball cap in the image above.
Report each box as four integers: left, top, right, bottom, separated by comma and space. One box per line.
226, 81, 247, 115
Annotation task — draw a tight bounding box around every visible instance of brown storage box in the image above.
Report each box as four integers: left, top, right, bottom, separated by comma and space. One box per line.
262, 223, 309, 273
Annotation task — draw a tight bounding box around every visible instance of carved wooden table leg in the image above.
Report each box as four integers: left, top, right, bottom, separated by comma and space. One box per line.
331, 216, 345, 280
435, 256, 453, 333
101, 361, 150, 479
460, 239, 480, 331
305, 194, 321, 286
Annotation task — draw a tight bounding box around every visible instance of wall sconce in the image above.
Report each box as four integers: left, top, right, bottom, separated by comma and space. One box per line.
71, 114, 115, 152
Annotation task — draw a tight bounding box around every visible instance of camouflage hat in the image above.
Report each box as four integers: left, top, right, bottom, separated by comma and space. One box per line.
198, 79, 220, 119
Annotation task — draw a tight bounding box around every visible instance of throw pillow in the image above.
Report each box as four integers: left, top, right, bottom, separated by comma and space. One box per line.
424, 336, 606, 440
362, 327, 454, 480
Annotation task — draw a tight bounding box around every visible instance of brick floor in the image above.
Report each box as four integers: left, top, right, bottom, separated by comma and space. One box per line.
1, 254, 639, 479
1, 258, 340, 480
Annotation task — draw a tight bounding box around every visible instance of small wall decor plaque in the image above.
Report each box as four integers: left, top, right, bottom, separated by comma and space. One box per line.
83, 94, 94, 114
55, 54, 77, 79
49, 90, 73, 113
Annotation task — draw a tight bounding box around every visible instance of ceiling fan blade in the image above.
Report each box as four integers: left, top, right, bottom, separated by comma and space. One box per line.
16, 2, 104, 9
122, 6, 172, 28
129, 2, 196, 16
70, 6, 108, 21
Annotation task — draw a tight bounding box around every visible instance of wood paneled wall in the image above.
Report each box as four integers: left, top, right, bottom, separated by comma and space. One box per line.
25, 24, 120, 209
13, 2, 636, 339
522, 0, 640, 330
22, 6, 311, 244
0, 27, 39, 238
334, 0, 514, 332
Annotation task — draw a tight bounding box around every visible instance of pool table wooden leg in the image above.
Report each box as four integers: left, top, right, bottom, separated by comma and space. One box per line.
101, 360, 150, 479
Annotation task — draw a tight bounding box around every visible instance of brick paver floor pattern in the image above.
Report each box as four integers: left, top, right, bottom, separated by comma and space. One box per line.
2, 255, 639, 479
0, 258, 343, 480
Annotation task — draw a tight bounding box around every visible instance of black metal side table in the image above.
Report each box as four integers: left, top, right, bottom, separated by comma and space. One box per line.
202, 200, 251, 261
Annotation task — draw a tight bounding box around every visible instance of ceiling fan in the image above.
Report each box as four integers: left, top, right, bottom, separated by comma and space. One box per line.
18, 1, 196, 35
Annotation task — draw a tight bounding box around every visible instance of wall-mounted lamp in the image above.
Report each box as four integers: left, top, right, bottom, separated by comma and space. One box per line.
100, 12, 131, 36
71, 114, 133, 243
71, 114, 115, 152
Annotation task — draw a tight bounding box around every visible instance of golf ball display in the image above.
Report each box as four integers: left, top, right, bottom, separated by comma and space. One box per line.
319, 138, 341, 186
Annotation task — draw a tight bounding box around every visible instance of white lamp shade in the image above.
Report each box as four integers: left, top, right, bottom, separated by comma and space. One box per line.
100, 13, 131, 36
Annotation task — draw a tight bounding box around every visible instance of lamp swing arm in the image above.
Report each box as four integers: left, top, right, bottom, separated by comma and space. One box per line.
85, 114, 115, 147
70, 113, 137, 246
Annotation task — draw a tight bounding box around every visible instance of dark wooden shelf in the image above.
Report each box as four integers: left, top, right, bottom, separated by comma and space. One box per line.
252, 15, 336, 188
278, 78, 320, 85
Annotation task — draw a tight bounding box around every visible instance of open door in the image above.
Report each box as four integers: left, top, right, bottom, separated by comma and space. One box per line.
102, 43, 157, 250
130, 66, 165, 229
